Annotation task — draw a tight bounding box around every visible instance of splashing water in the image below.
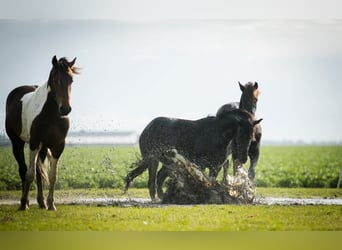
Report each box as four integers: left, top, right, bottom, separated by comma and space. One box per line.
224, 167, 255, 203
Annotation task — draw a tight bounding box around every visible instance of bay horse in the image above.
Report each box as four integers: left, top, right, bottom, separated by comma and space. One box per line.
125, 109, 262, 200
5, 56, 79, 210
216, 81, 262, 180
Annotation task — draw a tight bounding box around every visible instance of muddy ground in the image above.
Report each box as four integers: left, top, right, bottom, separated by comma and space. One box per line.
1, 196, 342, 207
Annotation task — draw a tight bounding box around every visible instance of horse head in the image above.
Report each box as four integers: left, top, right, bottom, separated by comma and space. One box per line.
48, 55, 79, 116
234, 110, 262, 164
239, 81, 260, 102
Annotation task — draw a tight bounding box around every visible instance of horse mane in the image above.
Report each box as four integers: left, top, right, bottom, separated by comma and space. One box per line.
216, 108, 253, 122
57, 57, 81, 76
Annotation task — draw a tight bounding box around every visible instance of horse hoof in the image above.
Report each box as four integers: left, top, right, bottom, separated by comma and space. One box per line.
151, 198, 161, 204
38, 203, 47, 209
18, 204, 29, 211
48, 205, 57, 211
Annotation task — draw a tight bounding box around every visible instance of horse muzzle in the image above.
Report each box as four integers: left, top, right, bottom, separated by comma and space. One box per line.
59, 105, 72, 116
237, 151, 248, 164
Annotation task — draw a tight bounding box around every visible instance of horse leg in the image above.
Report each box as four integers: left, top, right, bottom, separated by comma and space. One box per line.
46, 157, 58, 211
20, 147, 39, 210
36, 160, 45, 208
46, 142, 65, 211
231, 139, 240, 175
9, 137, 28, 209
156, 165, 169, 199
125, 159, 149, 192
147, 159, 159, 201
9, 138, 26, 191
247, 141, 260, 180
36, 147, 48, 209
221, 159, 229, 184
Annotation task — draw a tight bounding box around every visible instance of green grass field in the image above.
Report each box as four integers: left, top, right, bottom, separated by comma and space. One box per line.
1, 145, 342, 231
1, 145, 341, 190
1, 187, 341, 230
1, 203, 341, 231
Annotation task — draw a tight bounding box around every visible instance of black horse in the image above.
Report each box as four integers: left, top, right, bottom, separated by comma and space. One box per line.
125, 109, 262, 200
216, 81, 262, 180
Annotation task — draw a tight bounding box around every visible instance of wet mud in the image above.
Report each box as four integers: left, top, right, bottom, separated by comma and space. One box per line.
1, 196, 342, 207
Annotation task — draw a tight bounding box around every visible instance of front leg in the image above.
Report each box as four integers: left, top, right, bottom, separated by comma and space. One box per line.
247, 141, 260, 180
36, 159, 47, 209
19, 148, 39, 210
248, 130, 261, 180
47, 157, 58, 211
221, 159, 229, 184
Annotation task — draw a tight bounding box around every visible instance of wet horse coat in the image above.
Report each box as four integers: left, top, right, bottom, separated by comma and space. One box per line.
125, 109, 262, 200
5, 56, 78, 210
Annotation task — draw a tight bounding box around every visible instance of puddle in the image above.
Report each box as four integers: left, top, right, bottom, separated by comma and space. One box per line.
1, 197, 342, 207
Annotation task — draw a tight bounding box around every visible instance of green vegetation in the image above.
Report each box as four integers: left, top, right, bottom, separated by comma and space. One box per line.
0, 204, 341, 231
1, 145, 342, 231
0, 145, 341, 190
256, 146, 342, 188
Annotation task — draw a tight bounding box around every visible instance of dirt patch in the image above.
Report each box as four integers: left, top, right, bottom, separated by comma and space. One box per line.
1, 196, 342, 207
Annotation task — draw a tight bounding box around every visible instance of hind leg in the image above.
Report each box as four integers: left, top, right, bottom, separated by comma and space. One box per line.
156, 165, 169, 199
125, 159, 149, 192
147, 159, 159, 201
9, 137, 28, 209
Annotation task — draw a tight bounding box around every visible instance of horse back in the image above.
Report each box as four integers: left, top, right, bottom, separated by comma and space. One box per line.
139, 116, 225, 165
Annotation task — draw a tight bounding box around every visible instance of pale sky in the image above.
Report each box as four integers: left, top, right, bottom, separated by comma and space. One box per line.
0, 1, 342, 143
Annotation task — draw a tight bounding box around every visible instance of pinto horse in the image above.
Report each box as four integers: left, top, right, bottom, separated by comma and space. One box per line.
216, 81, 262, 180
125, 109, 262, 200
5, 56, 79, 210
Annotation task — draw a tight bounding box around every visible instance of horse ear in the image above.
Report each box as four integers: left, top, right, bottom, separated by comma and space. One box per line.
52, 55, 58, 67
69, 57, 77, 68
254, 82, 258, 89
239, 82, 245, 92
253, 118, 263, 126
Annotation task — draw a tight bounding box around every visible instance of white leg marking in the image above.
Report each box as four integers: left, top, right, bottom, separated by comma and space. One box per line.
47, 157, 58, 211
26, 149, 39, 183
19, 148, 39, 210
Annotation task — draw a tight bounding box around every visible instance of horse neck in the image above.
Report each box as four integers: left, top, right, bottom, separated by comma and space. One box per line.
39, 82, 59, 117
239, 95, 257, 114
218, 116, 238, 142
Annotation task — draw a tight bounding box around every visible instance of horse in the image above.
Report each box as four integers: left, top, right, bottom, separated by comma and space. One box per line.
125, 109, 262, 200
216, 81, 262, 180
5, 56, 79, 210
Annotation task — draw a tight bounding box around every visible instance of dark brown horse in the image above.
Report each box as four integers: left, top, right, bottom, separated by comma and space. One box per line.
5, 56, 79, 210
216, 81, 262, 180
125, 109, 262, 200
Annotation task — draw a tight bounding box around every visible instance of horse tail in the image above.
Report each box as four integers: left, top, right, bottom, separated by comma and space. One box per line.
37, 146, 50, 186
124, 157, 151, 192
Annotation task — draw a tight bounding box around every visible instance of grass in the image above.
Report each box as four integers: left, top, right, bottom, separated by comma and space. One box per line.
0, 203, 341, 231
1, 145, 342, 190
1, 187, 342, 231
1, 145, 342, 231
